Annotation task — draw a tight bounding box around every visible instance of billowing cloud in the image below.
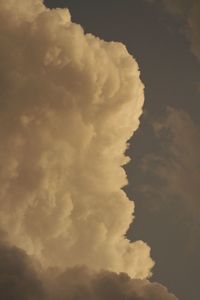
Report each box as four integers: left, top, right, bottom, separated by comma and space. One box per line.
0, 0, 180, 299
0, 0, 153, 278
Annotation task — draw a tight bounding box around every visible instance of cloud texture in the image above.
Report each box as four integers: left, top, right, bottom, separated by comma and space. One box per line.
0, 0, 178, 299
46, 266, 178, 300
0, 240, 44, 300
140, 107, 200, 224
148, 0, 200, 61
0, 0, 154, 278
0, 239, 178, 300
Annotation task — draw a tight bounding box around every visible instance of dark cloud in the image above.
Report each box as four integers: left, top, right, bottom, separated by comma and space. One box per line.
140, 107, 200, 222
46, 266, 178, 300
0, 249, 178, 300
0, 237, 178, 300
148, 0, 200, 62
0, 241, 44, 300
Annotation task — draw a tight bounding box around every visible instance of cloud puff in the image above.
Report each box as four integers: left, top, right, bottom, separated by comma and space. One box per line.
0, 0, 154, 278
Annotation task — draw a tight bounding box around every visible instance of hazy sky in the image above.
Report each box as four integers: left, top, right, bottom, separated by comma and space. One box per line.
0, 0, 199, 299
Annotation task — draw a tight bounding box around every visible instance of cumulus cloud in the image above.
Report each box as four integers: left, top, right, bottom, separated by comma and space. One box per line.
147, 0, 200, 62
0, 0, 180, 299
0, 0, 153, 278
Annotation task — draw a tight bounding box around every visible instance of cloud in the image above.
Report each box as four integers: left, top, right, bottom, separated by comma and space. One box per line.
147, 0, 200, 62
46, 266, 178, 300
0, 238, 178, 300
0, 0, 154, 278
0, 1, 180, 299
140, 107, 200, 227
0, 239, 44, 300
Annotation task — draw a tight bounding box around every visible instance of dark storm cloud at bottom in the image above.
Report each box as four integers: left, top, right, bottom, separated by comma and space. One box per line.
0, 0, 178, 299
0, 240, 178, 300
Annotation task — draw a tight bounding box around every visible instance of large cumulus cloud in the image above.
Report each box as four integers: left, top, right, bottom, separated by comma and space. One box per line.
0, 0, 153, 278
0, 0, 180, 299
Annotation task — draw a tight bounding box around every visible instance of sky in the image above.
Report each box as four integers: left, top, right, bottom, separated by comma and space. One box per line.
0, 0, 200, 300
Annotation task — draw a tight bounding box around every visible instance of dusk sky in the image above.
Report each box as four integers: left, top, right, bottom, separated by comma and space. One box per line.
0, 1, 200, 299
